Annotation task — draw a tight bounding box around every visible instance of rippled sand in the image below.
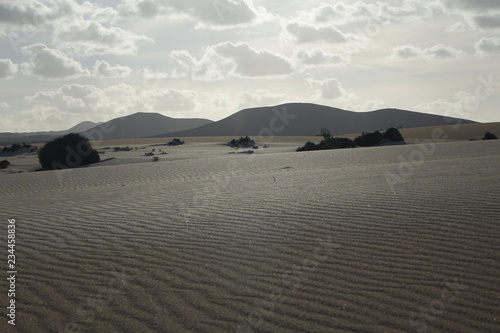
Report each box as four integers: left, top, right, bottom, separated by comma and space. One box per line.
1, 139, 499, 332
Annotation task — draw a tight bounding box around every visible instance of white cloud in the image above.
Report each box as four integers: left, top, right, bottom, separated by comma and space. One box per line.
0, 0, 75, 33
345, 99, 387, 111
20, 43, 88, 79
390, 44, 421, 59
413, 91, 478, 119
424, 44, 467, 60
475, 37, 500, 56
284, 22, 348, 44
118, 0, 271, 29
390, 43, 466, 61
24, 84, 198, 123
93, 60, 132, 78
214, 42, 292, 77
446, 21, 474, 32
0, 58, 18, 79
170, 42, 292, 80
0, 102, 10, 108
53, 20, 154, 56
236, 90, 288, 109
292, 48, 350, 69
142, 89, 197, 111
306, 78, 355, 100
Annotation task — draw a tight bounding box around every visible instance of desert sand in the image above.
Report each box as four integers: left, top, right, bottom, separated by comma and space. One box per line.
1, 137, 499, 332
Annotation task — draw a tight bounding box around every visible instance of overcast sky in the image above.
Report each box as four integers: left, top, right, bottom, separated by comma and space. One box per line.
0, 0, 499, 132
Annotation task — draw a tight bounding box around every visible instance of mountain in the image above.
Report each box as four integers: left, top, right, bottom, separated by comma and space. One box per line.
80, 112, 213, 141
0, 121, 101, 145
155, 103, 476, 137
68, 121, 102, 133
0, 113, 212, 144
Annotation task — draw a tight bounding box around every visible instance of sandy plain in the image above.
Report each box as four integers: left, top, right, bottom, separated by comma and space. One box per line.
0, 135, 499, 333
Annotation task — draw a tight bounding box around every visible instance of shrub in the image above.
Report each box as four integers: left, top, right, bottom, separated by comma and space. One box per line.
383, 127, 404, 142
168, 138, 185, 146
2, 143, 36, 154
113, 146, 132, 152
354, 131, 383, 147
354, 128, 404, 147
483, 132, 498, 140
0, 160, 10, 169
38, 133, 100, 169
296, 141, 320, 152
229, 136, 255, 148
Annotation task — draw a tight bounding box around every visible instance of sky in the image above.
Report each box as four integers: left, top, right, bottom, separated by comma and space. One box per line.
0, 0, 499, 132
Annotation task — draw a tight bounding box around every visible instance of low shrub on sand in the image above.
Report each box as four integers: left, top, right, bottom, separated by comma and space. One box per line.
229, 136, 255, 148
38, 133, 100, 170
483, 132, 498, 140
0, 159, 10, 169
297, 129, 354, 151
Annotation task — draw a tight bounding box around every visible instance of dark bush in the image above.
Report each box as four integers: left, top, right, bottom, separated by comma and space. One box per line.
296, 141, 320, 151
0, 160, 10, 169
113, 146, 132, 152
229, 136, 255, 148
354, 131, 383, 147
483, 132, 498, 140
297, 129, 355, 151
167, 138, 185, 146
382, 127, 404, 143
38, 133, 100, 170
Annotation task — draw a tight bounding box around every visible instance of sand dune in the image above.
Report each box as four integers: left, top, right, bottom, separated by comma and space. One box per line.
1, 139, 499, 332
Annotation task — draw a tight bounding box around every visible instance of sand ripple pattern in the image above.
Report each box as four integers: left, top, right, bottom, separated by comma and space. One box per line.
1, 140, 499, 332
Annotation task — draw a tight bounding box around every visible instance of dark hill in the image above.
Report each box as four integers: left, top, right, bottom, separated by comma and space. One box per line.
80, 112, 213, 141
154, 103, 475, 137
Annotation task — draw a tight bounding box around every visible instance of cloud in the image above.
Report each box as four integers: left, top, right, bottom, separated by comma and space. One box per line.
237, 90, 288, 109
170, 42, 292, 80
284, 22, 349, 44
0, 58, 18, 79
0, 0, 74, 32
53, 20, 154, 56
413, 91, 479, 119
446, 21, 474, 32
473, 14, 500, 29
292, 48, 350, 68
142, 88, 197, 111
306, 78, 355, 100
390, 44, 421, 59
118, 0, 270, 28
0, 102, 10, 108
475, 37, 500, 56
20, 43, 88, 79
424, 44, 466, 60
25, 84, 198, 122
345, 99, 387, 111
93, 60, 132, 78
442, 0, 500, 30
390, 44, 466, 61
214, 42, 292, 77
443, 0, 500, 11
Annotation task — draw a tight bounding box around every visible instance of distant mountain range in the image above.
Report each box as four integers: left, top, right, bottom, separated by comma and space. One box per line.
154, 103, 476, 137
0, 113, 213, 144
0, 103, 476, 145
